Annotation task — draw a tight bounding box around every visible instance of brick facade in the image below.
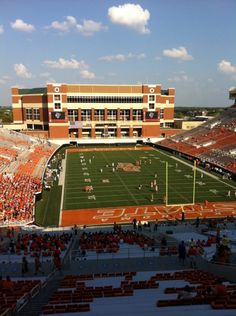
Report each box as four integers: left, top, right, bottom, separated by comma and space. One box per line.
12, 83, 175, 139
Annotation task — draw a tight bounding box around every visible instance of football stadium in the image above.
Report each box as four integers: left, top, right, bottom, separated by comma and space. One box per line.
0, 84, 236, 316
2, 0, 236, 314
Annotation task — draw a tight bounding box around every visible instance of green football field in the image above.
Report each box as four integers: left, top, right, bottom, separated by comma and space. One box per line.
63, 147, 236, 210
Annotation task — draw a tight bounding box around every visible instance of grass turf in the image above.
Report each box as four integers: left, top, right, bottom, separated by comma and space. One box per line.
63, 148, 236, 211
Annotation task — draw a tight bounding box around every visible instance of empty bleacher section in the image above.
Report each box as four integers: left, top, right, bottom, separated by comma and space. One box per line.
42, 223, 236, 315
0, 278, 42, 316
0, 221, 235, 315
158, 105, 236, 175
0, 128, 58, 226
41, 269, 236, 315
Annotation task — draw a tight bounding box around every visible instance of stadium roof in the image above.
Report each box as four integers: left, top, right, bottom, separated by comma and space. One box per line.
19, 87, 47, 95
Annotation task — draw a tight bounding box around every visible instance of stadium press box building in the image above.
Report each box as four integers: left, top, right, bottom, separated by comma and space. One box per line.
12, 83, 175, 139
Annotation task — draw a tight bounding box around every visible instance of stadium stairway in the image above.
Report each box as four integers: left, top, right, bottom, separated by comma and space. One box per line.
11, 235, 78, 315
16, 271, 65, 316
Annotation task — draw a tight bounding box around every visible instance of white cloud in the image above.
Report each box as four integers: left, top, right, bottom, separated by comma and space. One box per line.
218, 59, 236, 74
44, 58, 87, 70
99, 52, 145, 62
76, 20, 107, 36
45, 78, 56, 84
108, 3, 150, 34
80, 70, 95, 79
100, 54, 126, 62
163, 46, 193, 61
43, 57, 95, 79
48, 16, 77, 32
47, 16, 107, 36
0, 79, 5, 85
14, 64, 32, 78
11, 19, 35, 32
168, 72, 191, 82
0, 25, 4, 34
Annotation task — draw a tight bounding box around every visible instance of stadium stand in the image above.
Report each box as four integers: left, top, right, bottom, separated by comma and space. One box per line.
79, 230, 155, 254
158, 105, 236, 175
0, 128, 58, 226
0, 221, 235, 315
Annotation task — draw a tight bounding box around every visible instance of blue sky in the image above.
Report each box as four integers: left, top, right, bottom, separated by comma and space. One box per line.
0, 0, 236, 107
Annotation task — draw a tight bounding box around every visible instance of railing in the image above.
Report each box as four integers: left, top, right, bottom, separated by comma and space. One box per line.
70, 246, 166, 262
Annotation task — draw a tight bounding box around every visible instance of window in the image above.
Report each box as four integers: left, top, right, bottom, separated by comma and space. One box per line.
68, 109, 78, 122
26, 108, 33, 120
66, 96, 143, 103
133, 110, 143, 121
160, 108, 164, 119
33, 108, 40, 120
149, 95, 155, 101
107, 110, 117, 121
54, 94, 61, 101
67, 96, 74, 103
165, 122, 174, 128
161, 89, 168, 96
120, 110, 130, 121
94, 109, 104, 121
54, 103, 61, 110
81, 110, 91, 121
149, 103, 155, 110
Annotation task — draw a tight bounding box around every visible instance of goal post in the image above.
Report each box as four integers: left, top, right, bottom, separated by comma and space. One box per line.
192, 160, 197, 205
165, 161, 168, 205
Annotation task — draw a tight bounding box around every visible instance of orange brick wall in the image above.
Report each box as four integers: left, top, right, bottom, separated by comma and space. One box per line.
12, 96, 20, 103
168, 88, 175, 95
21, 95, 46, 104
49, 125, 68, 138
143, 95, 148, 103
11, 87, 19, 95
156, 95, 174, 104
12, 108, 23, 122
47, 94, 53, 103
142, 85, 161, 94
164, 108, 174, 120
61, 94, 67, 103
39, 108, 49, 122
142, 124, 160, 137
160, 128, 182, 137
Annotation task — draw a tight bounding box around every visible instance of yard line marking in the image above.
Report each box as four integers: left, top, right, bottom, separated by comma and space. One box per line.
126, 150, 191, 204
101, 151, 140, 206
